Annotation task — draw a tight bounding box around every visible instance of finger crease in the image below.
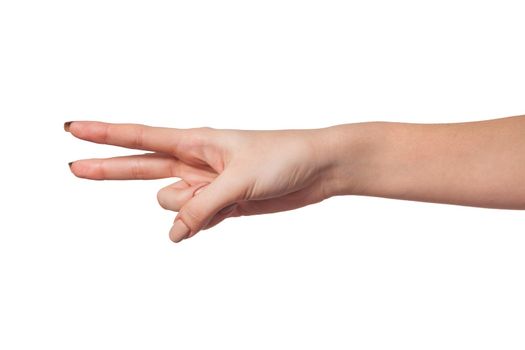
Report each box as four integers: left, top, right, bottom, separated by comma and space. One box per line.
168, 159, 179, 178
102, 124, 110, 144
132, 158, 144, 179
134, 126, 145, 149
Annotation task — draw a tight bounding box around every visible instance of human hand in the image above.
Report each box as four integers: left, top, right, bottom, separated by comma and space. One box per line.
66, 122, 338, 242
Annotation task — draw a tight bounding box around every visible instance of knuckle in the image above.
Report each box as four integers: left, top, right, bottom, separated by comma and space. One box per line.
94, 163, 106, 180
101, 123, 110, 144
133, 125, 145, 148
187, 127, 216, 144
131, 158, 144, 179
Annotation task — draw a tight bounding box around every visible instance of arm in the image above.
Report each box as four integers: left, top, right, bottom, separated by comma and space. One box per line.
66, 114, 525, 243
321, 115, 525, 209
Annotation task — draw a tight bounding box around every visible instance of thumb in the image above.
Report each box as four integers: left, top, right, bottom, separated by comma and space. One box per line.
169, 169, 246, 242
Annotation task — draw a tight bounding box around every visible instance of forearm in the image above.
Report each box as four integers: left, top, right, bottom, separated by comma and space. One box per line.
320, 115, 525, 209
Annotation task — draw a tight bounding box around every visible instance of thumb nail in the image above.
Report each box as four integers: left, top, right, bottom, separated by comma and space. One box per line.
169, 219, 190, 243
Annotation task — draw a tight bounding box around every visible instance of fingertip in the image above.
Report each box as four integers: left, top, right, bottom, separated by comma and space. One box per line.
67, 159, 104, 180
68, 161, 83, 179
65, 121, 103, 140
68, 161, 78, 176
64, 120, 87, 135
169, 219, 191, 243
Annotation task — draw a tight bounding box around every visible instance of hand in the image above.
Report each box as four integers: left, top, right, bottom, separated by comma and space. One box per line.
66, 121, 336, 242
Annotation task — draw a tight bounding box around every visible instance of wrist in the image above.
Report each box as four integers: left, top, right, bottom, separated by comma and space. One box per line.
313, 122, 387, 198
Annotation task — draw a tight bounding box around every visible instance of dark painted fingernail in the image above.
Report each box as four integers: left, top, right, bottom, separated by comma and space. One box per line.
64, 121, 73, 132
68, 161, 73, 168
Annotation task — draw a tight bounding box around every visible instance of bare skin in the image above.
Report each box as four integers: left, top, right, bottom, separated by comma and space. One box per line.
65, 114, 525, 243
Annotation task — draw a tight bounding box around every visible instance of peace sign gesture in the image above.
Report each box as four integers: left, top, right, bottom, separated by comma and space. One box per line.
66, 121, 333, 242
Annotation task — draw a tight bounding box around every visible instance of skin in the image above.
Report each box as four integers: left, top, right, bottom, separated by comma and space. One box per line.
65, 114, 525, 243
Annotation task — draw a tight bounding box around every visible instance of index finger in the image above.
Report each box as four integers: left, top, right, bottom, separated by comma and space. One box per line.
65, 121, 182, 153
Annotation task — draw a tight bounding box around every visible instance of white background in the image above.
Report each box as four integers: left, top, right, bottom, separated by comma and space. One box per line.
1, 0, 524, 348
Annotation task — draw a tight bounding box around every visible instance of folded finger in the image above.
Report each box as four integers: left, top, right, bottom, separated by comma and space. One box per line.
157, 181, 209, 212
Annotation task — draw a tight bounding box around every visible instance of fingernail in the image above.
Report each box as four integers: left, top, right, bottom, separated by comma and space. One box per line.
68, 161, 74, 168
64, 121, 73, 132
169, 219, 190, 243
193, 184, 209, 196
